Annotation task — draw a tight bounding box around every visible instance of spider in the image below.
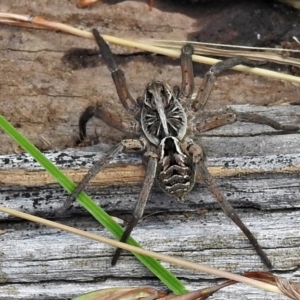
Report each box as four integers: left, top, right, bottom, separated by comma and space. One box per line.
66, 28, 299, 269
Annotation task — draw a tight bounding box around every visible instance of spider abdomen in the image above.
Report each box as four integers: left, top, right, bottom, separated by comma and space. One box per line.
156, 137, 196, 200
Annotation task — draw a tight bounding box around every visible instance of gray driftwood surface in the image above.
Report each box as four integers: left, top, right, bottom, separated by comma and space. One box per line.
1, 105, 300, 300
2, 1, 300, 299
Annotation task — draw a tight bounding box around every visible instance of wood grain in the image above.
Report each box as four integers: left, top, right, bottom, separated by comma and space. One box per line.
1, 0, 300, 299
1, 105, 300, 300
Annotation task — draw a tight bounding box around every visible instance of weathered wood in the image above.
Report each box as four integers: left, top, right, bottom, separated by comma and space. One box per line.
1, 0, 300, 156
1, 0, 300, 299
1, 105, 300, 299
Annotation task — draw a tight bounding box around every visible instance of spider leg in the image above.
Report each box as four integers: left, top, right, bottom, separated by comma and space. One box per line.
185, 141, 272, 269
77, 105, 140, 143
235, 112, 299, 131
192, 109, 299, 133
193, 112, 237, 133
62, 139, 146, 212
197, 160, 272, 269
92, 29, 138, 116
111, 155, 157, 266
192, 57, 265, 112
180, 44, 195, 98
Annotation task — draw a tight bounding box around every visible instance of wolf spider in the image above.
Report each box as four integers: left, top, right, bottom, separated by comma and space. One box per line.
67, 29, 299, 268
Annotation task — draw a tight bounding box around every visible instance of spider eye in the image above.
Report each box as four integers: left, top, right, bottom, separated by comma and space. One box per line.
144, 94, 156, 109
137, 96, 144, 107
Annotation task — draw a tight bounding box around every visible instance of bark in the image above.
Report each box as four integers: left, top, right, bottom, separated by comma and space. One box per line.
1, 1, 300, 299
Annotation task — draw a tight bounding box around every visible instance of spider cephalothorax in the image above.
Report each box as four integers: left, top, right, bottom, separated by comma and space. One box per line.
66, 28, 300, 269
141, 81, 187, 145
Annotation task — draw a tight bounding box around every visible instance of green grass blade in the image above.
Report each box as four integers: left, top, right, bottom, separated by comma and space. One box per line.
0, 114, 187, 294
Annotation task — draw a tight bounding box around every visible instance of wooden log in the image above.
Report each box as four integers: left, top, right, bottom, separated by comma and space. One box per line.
1, 105, 300, 299
1, 1, 300, 299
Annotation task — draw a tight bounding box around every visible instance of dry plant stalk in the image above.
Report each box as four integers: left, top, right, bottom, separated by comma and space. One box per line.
69, 277, 300, 300
76, 0, 99, 8
72, 287, 167, 300
1, 13, 300, 83
2, 204, 300, 300
0, 205, 288, 298
149, 39, 300, 68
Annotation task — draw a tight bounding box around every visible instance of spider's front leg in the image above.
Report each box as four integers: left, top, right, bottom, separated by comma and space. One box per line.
192, 57, 266, 112
183, 51, 299, 133
192, 108, 299, 133
111, 153, 157, 265
92, 29, 139, 117
184, 138, 273, 269
62, 100, 142, 212
180, 44, 195, 98
77, 104, 140, 142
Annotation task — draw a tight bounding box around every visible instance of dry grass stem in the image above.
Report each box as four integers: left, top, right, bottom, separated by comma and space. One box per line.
1, 13, 300, 83
148, 40, 300, 67
0, 205, 284, 297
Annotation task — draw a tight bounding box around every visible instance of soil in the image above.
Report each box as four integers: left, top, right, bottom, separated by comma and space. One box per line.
1, 0, 300, 154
